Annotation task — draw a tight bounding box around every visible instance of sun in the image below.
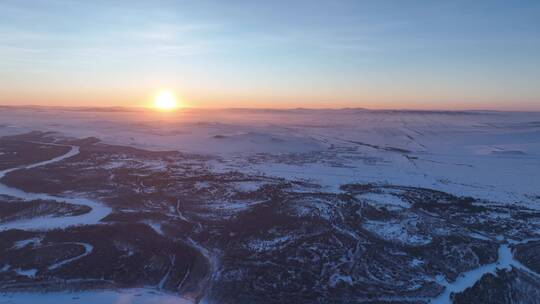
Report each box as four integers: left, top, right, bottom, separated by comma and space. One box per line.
153, 90, 179, 111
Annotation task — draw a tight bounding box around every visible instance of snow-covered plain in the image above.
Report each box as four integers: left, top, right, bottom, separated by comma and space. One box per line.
0, 107, 538, 206
0, 288, 193, 304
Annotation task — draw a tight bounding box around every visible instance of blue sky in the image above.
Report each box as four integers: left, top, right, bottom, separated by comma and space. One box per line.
1, 0, 539, 109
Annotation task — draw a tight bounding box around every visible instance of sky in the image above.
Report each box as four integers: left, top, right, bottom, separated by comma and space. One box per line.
0, 0, 539, 110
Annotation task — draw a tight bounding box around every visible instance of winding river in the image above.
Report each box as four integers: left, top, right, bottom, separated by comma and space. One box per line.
0, 143, 195, 304
431, 237, 540, 304
0, 145, 111, 231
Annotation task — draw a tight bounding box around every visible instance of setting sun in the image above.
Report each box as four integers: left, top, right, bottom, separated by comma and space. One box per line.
153, 91, 179, 111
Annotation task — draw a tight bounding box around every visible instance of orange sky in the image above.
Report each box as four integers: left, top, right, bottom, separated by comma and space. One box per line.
1, 1, 539, 111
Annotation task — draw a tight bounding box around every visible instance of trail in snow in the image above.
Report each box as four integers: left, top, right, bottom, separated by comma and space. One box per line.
48, 242, 93, 271
0, 144, 111, 231
157, 256, 175, 290
187, 238, 220, 304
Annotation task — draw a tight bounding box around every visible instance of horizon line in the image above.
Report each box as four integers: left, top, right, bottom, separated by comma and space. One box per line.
1, 104, 539, 114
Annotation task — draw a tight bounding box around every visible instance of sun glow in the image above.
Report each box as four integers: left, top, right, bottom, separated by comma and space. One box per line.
153, 90, 179, 111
